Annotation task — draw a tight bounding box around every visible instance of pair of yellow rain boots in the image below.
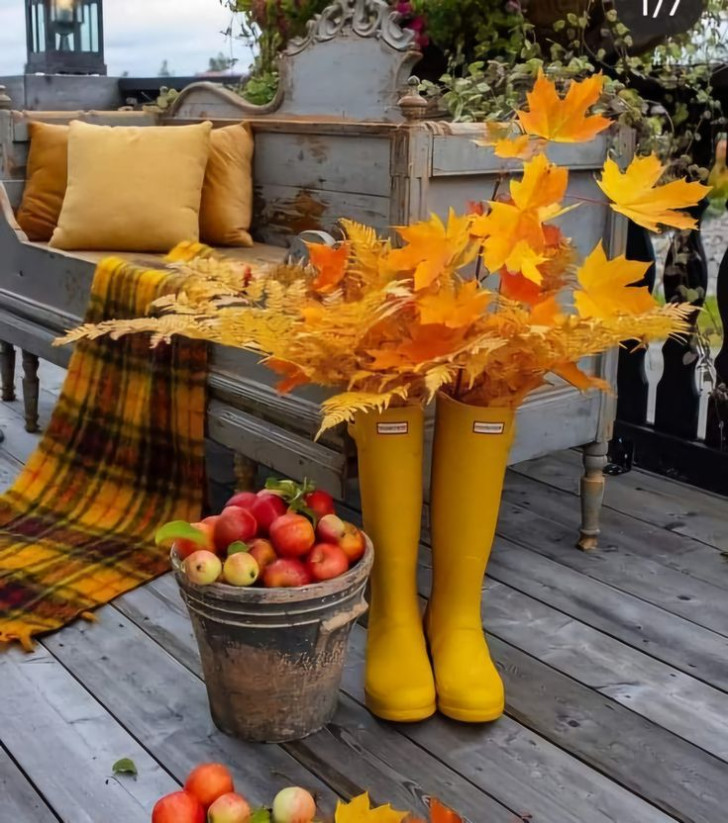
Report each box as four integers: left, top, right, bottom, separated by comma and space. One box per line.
350, 394, 515, 723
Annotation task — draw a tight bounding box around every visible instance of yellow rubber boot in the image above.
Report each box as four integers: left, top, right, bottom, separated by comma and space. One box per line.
427, 393, 515, 722
350, 405, 436, 722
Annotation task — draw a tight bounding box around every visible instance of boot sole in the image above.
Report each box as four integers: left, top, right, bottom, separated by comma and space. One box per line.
365, 693, 436, 723
438, 700, 504, 723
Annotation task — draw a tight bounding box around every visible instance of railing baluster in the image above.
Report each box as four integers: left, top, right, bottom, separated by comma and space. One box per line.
616, 221, 656, 425
653, 205, 707, 440
705, 242, 728, 450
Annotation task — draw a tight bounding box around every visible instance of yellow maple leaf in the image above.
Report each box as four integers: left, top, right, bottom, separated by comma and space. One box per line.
504, 240, 548, 284
597, 154, 712, 233
417, 280, 491, 328
511, 153, 569, 213
335, 793, 409, 823
493, 135, 545, 160
516, 70, 611, 143
308, 242, 350, 294
574, 241, 655, 319
387, 211, 478, 291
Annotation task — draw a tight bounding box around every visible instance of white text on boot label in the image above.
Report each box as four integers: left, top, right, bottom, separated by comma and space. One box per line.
473, 422, 505, 434
377, 422, 409, 435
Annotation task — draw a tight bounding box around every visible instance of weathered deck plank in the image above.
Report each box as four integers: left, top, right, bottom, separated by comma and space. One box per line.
513, 450, 728, 550
40, 611, 339, 815
3, 643, 179, 822
483, 580, 728, 761
496, 499, 728, 636
122, 574, 681, 823
114, 578, 521, 821
0, 746, 59, 823
489, 543, 728, 692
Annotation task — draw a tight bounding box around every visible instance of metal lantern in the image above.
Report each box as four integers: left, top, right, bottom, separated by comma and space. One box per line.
25, 0, 106, 75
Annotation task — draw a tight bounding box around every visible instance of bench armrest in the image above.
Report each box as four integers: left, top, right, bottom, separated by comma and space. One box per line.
0, 181, 28, 242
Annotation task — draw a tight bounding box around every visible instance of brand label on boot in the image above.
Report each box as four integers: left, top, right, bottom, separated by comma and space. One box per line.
377, 421, 409, 435
473, 421, 505, 434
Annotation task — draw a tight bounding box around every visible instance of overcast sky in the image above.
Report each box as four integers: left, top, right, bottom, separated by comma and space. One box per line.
0, 0, 253, 77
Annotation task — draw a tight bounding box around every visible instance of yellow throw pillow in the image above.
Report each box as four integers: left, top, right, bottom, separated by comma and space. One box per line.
50, 120, 213, 252
200, 123, 255, 247
16, 121, 70, 242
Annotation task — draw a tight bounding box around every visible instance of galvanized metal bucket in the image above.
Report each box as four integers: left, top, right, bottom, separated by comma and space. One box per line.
172, 539, 373, 743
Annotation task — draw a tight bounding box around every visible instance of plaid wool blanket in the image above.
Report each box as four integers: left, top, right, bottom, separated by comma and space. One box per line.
0, 257, 207, 650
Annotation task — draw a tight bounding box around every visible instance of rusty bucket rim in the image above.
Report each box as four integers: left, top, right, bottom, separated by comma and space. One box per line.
172, 535, 373, 604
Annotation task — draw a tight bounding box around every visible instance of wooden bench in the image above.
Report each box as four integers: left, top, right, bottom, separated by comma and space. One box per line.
0, 0, 630, 548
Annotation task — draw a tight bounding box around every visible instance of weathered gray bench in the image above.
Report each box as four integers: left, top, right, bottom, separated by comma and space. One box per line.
0, 0, 630, 548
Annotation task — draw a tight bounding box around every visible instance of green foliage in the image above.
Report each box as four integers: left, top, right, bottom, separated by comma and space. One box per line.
423, 0, 725, 182
111, 758, 138, 777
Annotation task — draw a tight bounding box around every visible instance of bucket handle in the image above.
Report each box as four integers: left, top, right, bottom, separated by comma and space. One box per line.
315, 598, 369, 655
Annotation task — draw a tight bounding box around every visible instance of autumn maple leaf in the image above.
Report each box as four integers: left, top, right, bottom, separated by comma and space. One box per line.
417, 280, 491, 328
574, 241, 654, 319
472, 154, 568, 275
516, 70, 610, 143
597, 155, 712, 233
308, 242, 350, 294
387, 211, 478, 291
335, 793, 408, 823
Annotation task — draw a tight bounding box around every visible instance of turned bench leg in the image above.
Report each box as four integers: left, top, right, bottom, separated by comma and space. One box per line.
1, 341, 16, 402
578, 440, 607, 551
22, 351, 40, 434
233, 453, 259, 492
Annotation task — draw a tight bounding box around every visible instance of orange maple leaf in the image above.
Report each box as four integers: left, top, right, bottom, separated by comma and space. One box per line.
552, 361, 611, 393
516, 70, 611, 143
264, 356, 310, 393
499, 269, 543, 304
387, 211, 478, 291
597, 155, 712, 233
308, 242, 350, 294
493, 135, 544, 160
574, 241, 654, 319
472, 155, 568, 276
428, 798, 464, 823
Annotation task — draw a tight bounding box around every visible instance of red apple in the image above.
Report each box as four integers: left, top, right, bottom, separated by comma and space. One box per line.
303, 489, 335, 520
248, 538, 278, 571
173, 517, 218, 560
208, 792, 252, 823
271, 787, 317, 823
225, 491, 258, 510
184, 763, 234, 810
315, 514, 346, 545
339, 523, 366, 564
250, 493, 287, 534
269, 513, 315, 558
263, 559, 312, 588
306, 543, 349, 582
214, 507, 258, 552
152, 791, 204, 823
184, 551, 223, 585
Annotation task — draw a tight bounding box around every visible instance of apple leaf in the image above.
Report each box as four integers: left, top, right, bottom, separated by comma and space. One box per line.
250, 809, 272, 823
111, 758, 138, 777
154, 520, 207, 547
227, 541, 249, 555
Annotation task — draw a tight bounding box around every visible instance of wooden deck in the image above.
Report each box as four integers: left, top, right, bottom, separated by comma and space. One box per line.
1, 362, 728, 823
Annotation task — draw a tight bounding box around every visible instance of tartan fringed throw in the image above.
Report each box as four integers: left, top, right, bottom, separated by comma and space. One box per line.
0, 256, 207, 651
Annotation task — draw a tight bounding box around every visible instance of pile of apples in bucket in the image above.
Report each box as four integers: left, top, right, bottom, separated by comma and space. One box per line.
156, 479, 366, 588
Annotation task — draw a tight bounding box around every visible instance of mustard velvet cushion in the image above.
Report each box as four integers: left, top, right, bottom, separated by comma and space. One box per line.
50, 120, 213, 252
16, 121, 71, 242
200, 123, 255, 247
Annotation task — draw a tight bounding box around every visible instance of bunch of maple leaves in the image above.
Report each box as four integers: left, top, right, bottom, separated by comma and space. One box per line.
61, 70, 709, 436
335, 792, 462, 823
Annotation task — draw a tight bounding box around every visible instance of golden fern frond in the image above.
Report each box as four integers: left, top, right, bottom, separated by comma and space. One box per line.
317, 387, 409, 437
424, 364, 457, 400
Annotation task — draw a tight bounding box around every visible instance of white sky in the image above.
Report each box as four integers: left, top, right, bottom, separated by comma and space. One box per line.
0, 0, 253, 77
